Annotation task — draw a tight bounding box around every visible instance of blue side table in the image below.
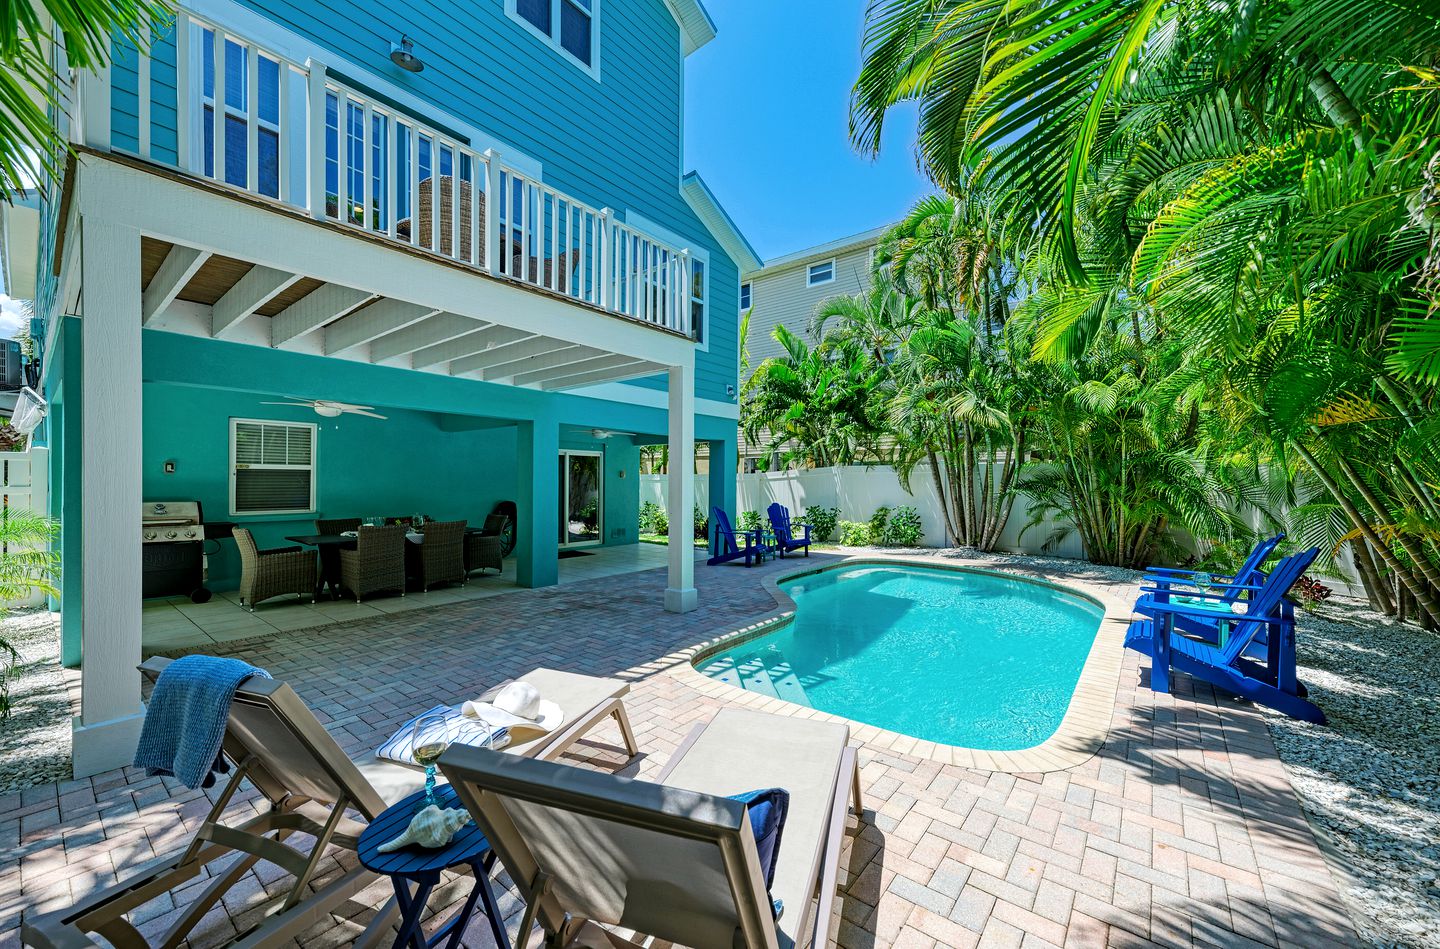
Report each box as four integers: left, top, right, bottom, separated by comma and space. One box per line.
358, 785, 509, 949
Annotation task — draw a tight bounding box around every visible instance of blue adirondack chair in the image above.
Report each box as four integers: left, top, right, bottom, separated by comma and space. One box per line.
708, 507, 766, 567
766, 503, 811, 557
1126, 547, 1325, 723
1136, 534, 1285, 643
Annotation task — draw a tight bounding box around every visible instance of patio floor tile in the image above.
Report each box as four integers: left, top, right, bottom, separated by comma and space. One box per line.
1, 549, 1358, 947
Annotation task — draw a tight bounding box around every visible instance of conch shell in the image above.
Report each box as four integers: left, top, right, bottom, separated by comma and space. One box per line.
377, 805, 471, 851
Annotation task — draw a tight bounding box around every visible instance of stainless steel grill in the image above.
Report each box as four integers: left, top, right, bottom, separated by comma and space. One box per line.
141, 501, 212, 602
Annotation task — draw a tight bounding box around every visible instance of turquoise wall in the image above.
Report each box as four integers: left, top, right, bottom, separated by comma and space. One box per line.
106, 0, 740, 406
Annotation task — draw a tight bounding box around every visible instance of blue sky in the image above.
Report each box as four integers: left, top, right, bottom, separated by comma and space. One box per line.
684, 0, 934, 263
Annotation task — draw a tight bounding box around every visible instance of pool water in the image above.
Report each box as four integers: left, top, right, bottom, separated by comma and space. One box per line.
697, 564, 1104, 750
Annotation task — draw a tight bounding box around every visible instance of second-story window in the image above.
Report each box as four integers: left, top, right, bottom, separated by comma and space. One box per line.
201, 29, 281, 198
691, 258, 707, 345
740, 282, 752, 309
509, 0, 598, 75
807, 260, 836, 287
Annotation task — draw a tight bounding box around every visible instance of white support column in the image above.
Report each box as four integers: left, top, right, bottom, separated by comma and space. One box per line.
665, 362, 698, 614
73, 219, 145, 777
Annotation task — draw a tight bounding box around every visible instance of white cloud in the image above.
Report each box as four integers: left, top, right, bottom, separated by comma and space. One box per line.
0, 295, 28, 339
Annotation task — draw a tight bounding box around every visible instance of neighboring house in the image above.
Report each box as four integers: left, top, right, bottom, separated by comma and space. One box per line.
739, 226, 885, 468
5, 0, 759, 775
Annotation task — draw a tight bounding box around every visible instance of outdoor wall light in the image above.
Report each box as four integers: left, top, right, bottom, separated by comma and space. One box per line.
390, 36, 424, 72
726, 383, 736, 398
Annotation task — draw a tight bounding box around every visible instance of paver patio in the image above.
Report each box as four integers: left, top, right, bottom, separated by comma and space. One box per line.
0, 551, 1358, 948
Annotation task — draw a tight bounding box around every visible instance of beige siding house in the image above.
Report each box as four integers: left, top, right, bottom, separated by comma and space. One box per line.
739, 226, 888, 467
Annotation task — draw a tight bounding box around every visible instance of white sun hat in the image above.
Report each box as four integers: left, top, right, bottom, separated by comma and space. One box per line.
461, 681, 564, 737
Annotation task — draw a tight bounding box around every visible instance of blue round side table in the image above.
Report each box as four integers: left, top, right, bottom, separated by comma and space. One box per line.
358, 785, 509, 949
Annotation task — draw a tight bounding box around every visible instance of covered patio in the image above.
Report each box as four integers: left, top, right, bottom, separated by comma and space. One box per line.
46, 153, 738, 776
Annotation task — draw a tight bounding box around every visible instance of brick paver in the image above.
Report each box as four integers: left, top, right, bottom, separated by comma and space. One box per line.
0, 552, 1358, 947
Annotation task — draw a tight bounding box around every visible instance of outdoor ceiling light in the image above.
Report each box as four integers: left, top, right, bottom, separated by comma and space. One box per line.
390, 36, 424, 73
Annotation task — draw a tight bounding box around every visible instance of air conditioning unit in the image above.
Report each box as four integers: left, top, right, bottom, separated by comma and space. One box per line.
0, 340, 21, 388
10, 386, 47, 436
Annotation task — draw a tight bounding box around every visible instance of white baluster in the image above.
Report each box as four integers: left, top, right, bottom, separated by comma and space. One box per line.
361, 101, 373, 230
408, 124, 419, 246
598, 208, 611, 310
484, 150, 500, 273
386, 116, 397, 239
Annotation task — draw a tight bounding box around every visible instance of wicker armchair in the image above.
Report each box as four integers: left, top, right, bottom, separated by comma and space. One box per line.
338, 525, 408, 603
234, 528, 317, 611
316, 517, 361, 535
466, 514, 508, 575
414, 519, 467, 591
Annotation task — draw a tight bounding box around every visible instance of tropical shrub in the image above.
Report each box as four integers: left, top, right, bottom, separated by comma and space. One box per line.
838, 520, 873, 546
738, 511, 763, 534
884, 506, 923, 546
868, 507, 891, 544
694, 503, 709, 541
803, 505, 839, 542
0, 510, 60, 720
638, 501, 667, 536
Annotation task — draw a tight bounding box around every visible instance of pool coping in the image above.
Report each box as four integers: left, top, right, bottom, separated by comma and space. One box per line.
665, 553, 1133, 774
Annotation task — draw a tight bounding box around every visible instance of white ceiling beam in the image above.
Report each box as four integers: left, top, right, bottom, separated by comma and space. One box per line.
477, 343, 612, 380
450, 338, 585, 377
369, 313, 484, 362
411, 326, 536, 370
515, 353, 645, 387
211, 265, 302, 338
141, 245, 210, 324
539, 360, 662, 390
324, 299, 439, 355
270, 284, 372, 347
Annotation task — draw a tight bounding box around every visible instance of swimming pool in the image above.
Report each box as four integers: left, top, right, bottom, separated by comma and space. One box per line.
696, 563, 1105, 751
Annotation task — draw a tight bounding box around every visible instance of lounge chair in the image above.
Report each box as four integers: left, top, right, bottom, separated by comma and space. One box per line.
709, 507, 767, 567
24, 659, 638, 949
439, 706, 861, 949
767, 503, 812, 558
1135, 533, 1284, 641
1126, 547, 1325, 723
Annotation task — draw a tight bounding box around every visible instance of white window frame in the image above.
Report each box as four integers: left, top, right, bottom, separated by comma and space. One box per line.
228, 417, 318, 517
740, 282, 752, 310
506, 0, 601, 81
807, 259, 836, 287
559, 448, 604, 548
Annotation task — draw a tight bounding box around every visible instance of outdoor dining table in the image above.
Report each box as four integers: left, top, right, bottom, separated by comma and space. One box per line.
286, 527, 488, 600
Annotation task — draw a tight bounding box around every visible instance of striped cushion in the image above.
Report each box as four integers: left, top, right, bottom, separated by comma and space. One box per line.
377, 704, 511, 766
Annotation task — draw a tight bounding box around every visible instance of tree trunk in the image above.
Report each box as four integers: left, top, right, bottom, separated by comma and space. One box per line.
929, 451, 959, 546
1295, 442, 1440, 625
1336, 456, 1440, 610
1297, 52, 1366, 149
1350, 538, 1395, 616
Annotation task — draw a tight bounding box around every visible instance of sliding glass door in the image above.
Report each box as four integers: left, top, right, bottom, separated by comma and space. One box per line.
559, 450, 603, 548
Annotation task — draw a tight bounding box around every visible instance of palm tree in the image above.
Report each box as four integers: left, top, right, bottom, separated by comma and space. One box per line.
2, 0, 168, 198
0, 508, 58, 720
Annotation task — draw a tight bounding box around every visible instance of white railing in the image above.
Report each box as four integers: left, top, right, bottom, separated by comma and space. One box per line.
81, 9, 694, 338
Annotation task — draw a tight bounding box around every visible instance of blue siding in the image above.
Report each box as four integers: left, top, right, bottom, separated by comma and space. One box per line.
109, 0, 739, 399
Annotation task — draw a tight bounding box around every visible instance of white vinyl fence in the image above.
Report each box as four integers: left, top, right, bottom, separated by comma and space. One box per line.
1, 447, 52, 608
643, 463, 1364, 593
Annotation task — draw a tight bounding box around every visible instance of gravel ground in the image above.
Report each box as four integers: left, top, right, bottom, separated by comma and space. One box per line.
0, 609, 71, 792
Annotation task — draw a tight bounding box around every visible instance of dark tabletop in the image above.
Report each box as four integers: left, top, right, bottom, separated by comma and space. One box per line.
357, 784, 491, 877
285, 534, 357, 547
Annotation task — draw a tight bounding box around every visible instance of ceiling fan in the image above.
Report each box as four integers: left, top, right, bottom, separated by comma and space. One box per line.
590, 428, 638, 440
262, 398, 388, 420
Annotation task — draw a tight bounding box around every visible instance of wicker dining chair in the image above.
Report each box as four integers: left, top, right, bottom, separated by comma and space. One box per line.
465, 514, 508, 575
338, 525, 408, 603
316, 517, 362, 535
414, 519, 467, 591
234, 528, 318, 611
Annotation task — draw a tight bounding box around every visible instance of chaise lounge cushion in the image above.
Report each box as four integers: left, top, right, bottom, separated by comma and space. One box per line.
663, 708, 849, 945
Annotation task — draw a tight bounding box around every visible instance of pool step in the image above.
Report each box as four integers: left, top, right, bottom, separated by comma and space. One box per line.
735, 647, 812, 708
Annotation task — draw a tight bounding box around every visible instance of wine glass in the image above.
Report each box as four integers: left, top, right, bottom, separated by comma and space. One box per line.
410, 711, 455, 810
1193, 571, 1214, 599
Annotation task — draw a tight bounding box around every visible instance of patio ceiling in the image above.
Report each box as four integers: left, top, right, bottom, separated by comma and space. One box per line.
139, 238, 667, 390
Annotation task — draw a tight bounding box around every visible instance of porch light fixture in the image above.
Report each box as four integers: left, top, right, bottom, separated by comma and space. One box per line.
390, 36, 424, 73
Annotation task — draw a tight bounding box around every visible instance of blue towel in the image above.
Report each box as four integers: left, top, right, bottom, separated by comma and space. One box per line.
133, 655, 271, 790
729, 787, 790, 919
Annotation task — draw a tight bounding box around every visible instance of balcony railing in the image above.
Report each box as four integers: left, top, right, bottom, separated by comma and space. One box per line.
77, 9, 695, 337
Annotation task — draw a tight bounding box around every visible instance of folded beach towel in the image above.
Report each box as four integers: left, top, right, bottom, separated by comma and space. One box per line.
133, 655, 271, 790
377, 704, 511, 766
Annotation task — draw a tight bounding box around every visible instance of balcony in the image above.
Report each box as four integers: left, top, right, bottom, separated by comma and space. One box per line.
69, 8, 698, 342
